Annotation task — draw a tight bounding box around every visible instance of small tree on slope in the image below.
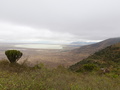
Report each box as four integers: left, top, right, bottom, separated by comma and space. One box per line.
5, 50, 23, 63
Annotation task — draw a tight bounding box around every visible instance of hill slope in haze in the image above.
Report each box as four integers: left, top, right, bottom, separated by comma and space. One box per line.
72, 37, 120, 54
70, 42, 120, 73
70, 38, 120, 62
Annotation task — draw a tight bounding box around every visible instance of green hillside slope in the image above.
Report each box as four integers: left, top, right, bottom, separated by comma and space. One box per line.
70, 43, 120, 74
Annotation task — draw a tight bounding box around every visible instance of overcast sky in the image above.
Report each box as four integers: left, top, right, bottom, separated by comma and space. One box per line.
0, 0, 120, 44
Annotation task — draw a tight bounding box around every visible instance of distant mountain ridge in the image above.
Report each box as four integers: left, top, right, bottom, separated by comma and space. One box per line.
69, 37, 120, 64
71, 41, 96, 45
72, 37, 120, 54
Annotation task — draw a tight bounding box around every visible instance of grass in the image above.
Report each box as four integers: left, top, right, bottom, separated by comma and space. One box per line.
0, 60, 119, 90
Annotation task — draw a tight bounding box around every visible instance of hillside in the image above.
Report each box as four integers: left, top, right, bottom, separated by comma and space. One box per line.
72, 37, 120, 54
70, 42, 120, 73
0, 60, 119, 90
70, 38, 120, 62
0, 42, 120, 89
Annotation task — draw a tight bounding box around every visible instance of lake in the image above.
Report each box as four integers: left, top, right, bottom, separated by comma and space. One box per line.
14, 44, 63, 49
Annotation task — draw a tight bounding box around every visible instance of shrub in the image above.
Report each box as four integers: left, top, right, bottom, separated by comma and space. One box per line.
5, 50, 23, 63
83, 63, 98, 71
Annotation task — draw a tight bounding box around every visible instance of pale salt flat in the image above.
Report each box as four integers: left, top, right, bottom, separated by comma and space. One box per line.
14, 44, 63, 49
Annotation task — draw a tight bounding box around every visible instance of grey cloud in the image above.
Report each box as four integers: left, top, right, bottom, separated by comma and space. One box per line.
0, 0, 120, 43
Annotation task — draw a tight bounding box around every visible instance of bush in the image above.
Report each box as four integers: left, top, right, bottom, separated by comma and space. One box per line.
5, 50, 23, 63
83, 63, 98, 72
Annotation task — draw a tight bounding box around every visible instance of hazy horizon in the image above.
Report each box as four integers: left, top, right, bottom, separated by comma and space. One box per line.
0, 0, 120, 44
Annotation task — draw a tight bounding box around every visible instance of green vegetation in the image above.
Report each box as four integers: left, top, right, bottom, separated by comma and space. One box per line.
5, 50, 23, 63
0, 43, 120, 89
0, 60, 119, 90
69, 43, 120, 75
83, 64, 98, 71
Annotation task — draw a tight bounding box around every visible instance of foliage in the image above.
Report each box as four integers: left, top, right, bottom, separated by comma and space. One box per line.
69, 43, 120, 74
5, 50, 23, 63
0, 60, 119, 90
83, 63, 98, 71
76, 63, 99, 72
